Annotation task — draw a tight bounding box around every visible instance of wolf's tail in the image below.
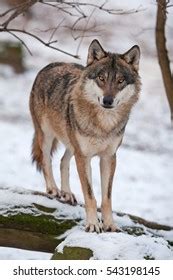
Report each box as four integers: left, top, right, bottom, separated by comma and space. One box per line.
31, 131, 43, 172
30, 92, 44, 172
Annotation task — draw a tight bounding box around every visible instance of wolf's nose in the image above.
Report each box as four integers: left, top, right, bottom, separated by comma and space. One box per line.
103, 96, 114, 107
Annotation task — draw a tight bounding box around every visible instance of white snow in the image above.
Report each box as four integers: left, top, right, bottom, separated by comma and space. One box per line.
0, 0, 173, 259
0, 186, 86, 220
0, 186, 172, 260
0, 187, 173, 260
57, 228, 173, 260
0, 247, 51, 260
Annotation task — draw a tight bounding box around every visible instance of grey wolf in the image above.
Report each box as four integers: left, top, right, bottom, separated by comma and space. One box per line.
29, 39, 141, 233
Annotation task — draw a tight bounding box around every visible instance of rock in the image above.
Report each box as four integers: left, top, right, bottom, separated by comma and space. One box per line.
51, 246, 93, 260
0, 186, 173, 259
0, 41, 25, 73
0, 193, 78, 253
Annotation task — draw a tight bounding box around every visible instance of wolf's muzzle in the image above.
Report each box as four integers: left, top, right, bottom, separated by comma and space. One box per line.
102, 96, 114, 109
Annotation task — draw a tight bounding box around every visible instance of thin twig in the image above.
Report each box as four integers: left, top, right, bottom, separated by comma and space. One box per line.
48, 18, 65, 43
0, 6, 19, 18
0, 0, 38, 18
63, 1, 143, 15
1, 0, 38, 28
71, 15, 86, 29
41, 1, 79, 17
7, 30, 33, 55
0, 0, 144, 58
0, 27, 79, 58
76, 8, 96, 56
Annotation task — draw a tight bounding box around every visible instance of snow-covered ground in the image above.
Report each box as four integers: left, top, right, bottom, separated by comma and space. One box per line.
0, 186, 173, 260
0, 247, 51, 260
0, 0, 173, 259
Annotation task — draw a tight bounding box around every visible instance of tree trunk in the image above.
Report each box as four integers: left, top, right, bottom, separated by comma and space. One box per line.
156, 0, 173, 123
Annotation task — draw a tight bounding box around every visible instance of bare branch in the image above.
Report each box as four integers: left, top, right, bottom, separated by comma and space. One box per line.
71, 15, 86, 30
0, 0, 144, 59
41, 0, 144, 16
7, 30, 33, 55
41, 1, 79, 17
1, 0, 39, 28
0, 27, 79, 58
75, 8, 96, 55
0, 6, 19, 18
59, 1, 144, 15
48, 18, 65, 43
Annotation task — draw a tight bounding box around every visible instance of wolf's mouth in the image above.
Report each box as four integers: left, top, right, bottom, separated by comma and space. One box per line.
102, 104, 114, 109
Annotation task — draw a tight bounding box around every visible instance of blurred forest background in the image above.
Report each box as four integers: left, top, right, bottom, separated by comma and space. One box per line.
0, 0, 173, 226
0, 0, 173, 260
0, 0, 173, 120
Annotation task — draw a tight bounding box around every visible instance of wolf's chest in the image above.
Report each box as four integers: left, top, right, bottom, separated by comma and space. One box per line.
76, 133, 123, 157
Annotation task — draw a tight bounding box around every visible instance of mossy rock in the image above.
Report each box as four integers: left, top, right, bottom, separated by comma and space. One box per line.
0, 228, 60, 253
32, 203, 57, 214
0, 211, 78, 253
0, 213, 77, 235
123, 226, 145, 236
0, 41, 25, 73
0, 186, 172, 259
167, 241, 173, 247
51, 246, 93, 260
144, 255, 155, 260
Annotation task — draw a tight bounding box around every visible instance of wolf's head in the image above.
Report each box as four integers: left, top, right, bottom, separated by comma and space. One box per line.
82, 39, 141, 109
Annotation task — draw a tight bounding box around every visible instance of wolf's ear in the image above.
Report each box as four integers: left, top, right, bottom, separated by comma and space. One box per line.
87, 39, 106, 66
123, 45, 140, 71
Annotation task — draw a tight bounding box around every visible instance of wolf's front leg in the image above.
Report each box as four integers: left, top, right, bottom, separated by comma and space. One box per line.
75, 153, 101, 233
100, 154, 118, 232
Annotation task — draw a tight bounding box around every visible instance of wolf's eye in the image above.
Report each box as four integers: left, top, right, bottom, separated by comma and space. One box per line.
98, 75, 105, 82
118, 78, 125, 84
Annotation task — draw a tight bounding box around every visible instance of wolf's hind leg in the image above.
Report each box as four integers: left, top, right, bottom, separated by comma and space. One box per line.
40, 122, 61, 197
60, 149, 77, 205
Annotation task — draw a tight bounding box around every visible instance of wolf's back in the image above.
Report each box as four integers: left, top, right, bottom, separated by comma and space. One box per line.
30, 62, 84, 111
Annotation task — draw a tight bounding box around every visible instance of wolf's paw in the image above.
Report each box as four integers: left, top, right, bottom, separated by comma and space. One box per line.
47, 188, 61, 199
60, 191, 77, 206
85, 221, 103, 233
103, 223, 121, 232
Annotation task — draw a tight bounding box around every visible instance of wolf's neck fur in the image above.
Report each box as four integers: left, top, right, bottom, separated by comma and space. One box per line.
71, 92, 137, 138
